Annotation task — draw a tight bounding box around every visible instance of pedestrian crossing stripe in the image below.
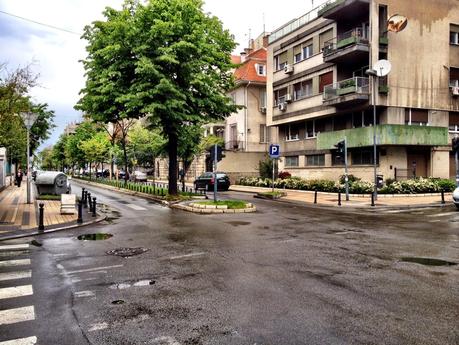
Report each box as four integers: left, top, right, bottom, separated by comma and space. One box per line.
0, 306, 35, 325
0, 336, 37, 345
0, 259, 30, 267
0, 271, 31, 282
0, 245, 29, 250
0, 285, 33, 300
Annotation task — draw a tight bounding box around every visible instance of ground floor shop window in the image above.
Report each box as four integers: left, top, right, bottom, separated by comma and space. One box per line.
285, 156, 299, 167
306, 154, 325, 166
332, 151, 344, 166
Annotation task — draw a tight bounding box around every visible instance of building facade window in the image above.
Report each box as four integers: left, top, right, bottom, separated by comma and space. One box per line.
352, 111, 374, 128
332, 151, 344, 166
293, 79, 313, 100
285, 156, 299, 167
256, 64, 266, 76
274, 52, 288, 71
352, 148, 377, 165
451, 31, 459, 45
449, 112, 459, 132
284, 123, 300, 141
274, 88, 288, 105
306, 120, 315, 138
450, 67, 459, 87
259, 124, 270, 143
293, 41, 314, 63
306, 154, 325, 166
319, 71, 333, 93
405, 108, 428, 126
260, 90, 267, 108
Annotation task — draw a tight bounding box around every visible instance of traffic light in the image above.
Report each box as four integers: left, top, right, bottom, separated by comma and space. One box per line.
209, 145, 225, 162
453, 137, 459, 153
334, 140, 345, 153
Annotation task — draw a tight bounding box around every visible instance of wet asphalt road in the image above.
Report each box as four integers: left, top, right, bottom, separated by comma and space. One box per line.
1, 180, 459, 345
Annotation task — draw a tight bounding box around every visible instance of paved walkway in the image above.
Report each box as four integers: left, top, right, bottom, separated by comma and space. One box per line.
0, 182, 77, 234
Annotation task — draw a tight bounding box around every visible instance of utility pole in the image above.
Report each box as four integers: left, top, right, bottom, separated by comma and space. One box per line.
20, 112, 38, 204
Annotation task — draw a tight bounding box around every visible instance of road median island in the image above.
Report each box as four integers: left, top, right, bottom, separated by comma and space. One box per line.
172, 200, 256, 214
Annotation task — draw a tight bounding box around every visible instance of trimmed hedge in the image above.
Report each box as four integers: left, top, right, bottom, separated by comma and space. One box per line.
238, 176, 455, 194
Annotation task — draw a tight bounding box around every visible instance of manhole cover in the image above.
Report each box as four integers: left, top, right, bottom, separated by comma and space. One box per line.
106, 247, 149, 257
401, 257, 457, 266
111, 300, 125, 305
78, 233, 113, 241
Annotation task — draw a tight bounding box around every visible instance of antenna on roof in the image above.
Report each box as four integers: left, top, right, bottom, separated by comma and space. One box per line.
262, 13, 265, 33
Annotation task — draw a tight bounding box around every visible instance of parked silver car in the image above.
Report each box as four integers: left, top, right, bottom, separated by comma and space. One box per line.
130, 170, 147, 182
453, 187, 459, 209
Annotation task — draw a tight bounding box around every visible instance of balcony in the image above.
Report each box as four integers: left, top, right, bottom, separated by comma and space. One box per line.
319, 0, 369, 21
323, 77, 369, 107
316, 125, 449, 150
323, 28, 369, 63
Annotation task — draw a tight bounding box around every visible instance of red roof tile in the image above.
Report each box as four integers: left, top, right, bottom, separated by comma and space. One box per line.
233, 48, 267, 84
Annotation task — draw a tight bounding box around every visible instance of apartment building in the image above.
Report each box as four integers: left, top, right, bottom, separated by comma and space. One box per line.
267, 0, 459, 182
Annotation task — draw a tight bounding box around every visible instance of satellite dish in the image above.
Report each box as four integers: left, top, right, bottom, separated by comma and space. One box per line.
387, 14, 408, 33
373, 59, 392, 77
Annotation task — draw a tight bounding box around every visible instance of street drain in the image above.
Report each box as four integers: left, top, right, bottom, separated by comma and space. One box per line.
77, 233, 113, 241
106, 247, 149, 257
401, 257, 457, 266
112, 300, 125, 305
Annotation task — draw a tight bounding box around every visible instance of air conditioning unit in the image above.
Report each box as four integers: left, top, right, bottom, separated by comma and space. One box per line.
285, 93, 293, 103
452, 87, 459, 96
260, 106, 267, 114
284, 64, 294, 74
278, 103, 287, 111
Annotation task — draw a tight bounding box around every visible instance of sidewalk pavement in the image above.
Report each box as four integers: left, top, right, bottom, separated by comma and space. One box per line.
0, 182, 78, 237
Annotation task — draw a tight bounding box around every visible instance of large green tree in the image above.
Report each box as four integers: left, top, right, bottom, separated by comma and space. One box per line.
127, 122, 165, 169
77, 0, 238, 194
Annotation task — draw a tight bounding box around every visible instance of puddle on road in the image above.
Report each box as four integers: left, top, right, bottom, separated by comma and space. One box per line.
225, 221, 251, 227
401, 257, 457, 266
106, 247, 149, 257
112, 300, 125, 305
77, 233, 113, 241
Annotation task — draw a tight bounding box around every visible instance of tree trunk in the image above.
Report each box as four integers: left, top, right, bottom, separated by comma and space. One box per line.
168, 130, 178, 195
121, 136, 128, 184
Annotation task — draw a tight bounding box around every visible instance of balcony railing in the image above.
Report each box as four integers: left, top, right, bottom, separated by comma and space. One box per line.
323, 27, 369, 57
226, 140, 245, 151
323, 77, 369, 100
318, 0, 346, 16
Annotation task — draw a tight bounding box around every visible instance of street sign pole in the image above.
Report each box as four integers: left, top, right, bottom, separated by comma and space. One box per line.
213, 144, 218, 202
456, 149, 459, 187
344, 136, 349, 201
272, 158, 275, 193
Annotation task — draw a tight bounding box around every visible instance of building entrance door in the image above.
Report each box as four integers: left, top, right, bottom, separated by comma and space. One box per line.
407, 152, 428, 178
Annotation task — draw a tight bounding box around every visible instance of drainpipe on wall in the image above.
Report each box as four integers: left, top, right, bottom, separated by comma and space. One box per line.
245, 81, 252, 151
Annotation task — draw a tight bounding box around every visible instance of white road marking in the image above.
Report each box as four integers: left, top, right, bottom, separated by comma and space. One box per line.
0, 244, 29, 250
126, 204, 147, 211
0, 271, 31, 282
0, 259, 30, 267
0, 285, 33, 300
0, 306, 35, 325
66, 264, 123, 275
0, 336, 37, 344
70, 277, 97, 284
88, 322, 109, 332
427, 212, 458, 218
169, 252, 206, 260
74, 290, 95, 298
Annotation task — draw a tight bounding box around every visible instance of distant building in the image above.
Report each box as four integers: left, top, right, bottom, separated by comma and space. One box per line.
267, 0, 459, 181
0, 148, 8, 190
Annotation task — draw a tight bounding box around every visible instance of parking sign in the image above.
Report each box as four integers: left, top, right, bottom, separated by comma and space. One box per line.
269, 144, 280, 158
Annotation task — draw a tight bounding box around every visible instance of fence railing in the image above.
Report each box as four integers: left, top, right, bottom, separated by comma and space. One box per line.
323, 77, 370, 100
323, 27, 369, 57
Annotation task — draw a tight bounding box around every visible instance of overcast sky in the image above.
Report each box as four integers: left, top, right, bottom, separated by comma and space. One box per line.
0, 0, 328, 150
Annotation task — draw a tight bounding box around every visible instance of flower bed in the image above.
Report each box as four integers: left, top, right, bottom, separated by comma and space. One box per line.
238, 176, 455, 195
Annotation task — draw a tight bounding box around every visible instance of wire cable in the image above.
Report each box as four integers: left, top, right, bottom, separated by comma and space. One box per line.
0, 9, 82, 36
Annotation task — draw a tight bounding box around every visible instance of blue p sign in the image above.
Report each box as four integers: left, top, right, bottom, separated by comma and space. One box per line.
269, 144, 280, 158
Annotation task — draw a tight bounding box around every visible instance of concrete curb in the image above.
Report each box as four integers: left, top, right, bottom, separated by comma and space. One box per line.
171, 203, 257, 214
0, 213, 107, 242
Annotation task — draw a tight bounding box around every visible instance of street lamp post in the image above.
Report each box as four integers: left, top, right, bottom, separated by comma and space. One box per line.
20, 112, 39, 204
365, 70, 378, 201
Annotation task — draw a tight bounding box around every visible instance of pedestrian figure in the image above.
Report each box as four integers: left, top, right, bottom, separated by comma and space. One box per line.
16, 168, 23, 187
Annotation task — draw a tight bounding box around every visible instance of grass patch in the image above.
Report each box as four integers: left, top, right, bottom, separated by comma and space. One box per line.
195, 200, 248, 209
36, 194, 62, 200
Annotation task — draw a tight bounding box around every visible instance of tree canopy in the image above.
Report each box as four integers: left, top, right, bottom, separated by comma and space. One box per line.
77, 0, 238, 194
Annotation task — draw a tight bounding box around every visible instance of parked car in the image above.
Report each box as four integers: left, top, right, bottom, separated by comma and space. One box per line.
130, 170, 148, 182
96, 169, 110, 178
194, 172, 230, 191
453, 187, 459, 209
118, 170, 129, 180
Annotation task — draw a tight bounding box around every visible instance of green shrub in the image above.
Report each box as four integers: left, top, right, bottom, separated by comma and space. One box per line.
436, 178, 456, 192
339, 174, 360, 184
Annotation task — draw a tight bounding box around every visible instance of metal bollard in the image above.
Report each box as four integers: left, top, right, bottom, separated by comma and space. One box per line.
371, 192, 375, 207
87, 192, 92, 212
38, 203, 45, 231
92, 197, 97, 217
81, 188, 85, 202
77, 200, 83, 224
314, 190, 317, 204
441, 189, 445, 204
83, 190, 88, 208
338, 191, 342, 206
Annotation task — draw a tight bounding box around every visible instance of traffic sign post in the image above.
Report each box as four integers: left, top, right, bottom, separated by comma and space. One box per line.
269, 144, 280, 193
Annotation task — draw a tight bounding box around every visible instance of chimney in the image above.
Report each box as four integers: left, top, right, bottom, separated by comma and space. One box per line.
240, 52, 247, 63
263, 34, 270, 48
